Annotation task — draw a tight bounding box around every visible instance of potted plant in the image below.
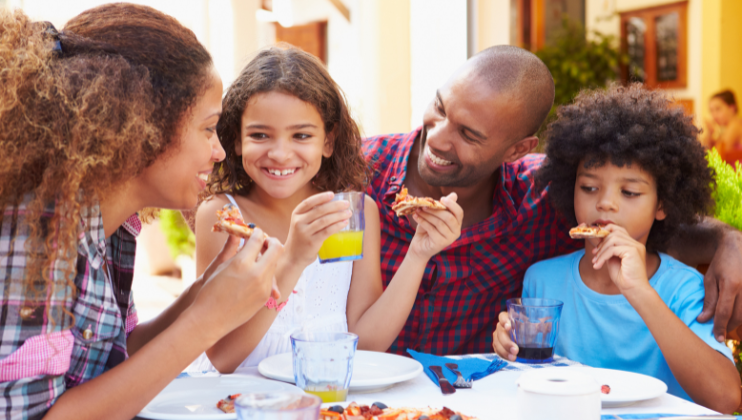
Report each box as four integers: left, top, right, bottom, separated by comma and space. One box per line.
159, 209, 197, 288
707, 149, 742, 230
534, 18, 625, 144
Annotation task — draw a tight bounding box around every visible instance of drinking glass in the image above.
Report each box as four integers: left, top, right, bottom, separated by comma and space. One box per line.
290, 331, 358, 403
235, 393, 321, 420
318, 192, 365, 264
507, 298, 564, 364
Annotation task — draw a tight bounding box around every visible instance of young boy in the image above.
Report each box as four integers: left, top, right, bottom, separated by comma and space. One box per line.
493, 84, 741, 413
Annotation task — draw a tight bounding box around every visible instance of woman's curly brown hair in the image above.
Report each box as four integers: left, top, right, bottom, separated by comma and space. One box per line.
209, 45, 368, 196
536, 83, 715, 251
0, 4, 213, 327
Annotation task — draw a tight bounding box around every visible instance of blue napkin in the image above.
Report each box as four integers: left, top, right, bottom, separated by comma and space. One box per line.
407, 349, 507, 385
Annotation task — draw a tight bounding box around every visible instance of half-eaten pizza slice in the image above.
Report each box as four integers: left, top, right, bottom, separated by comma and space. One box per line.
569, 224, 610, 239
392, 187, 447, 217
212, 204, 268, 240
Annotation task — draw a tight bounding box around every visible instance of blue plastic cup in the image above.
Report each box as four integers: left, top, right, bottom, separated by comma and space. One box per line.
507, 298, 564, 364
290, 332, 358, 403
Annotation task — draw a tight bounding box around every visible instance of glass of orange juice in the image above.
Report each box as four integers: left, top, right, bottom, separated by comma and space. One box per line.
290, 332, 358, 403
318, 192, 364, 264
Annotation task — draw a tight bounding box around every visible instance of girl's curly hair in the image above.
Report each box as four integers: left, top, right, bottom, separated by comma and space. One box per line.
209, 45, 368, 196
536, 83, 715, 251
0, 4, 213, 328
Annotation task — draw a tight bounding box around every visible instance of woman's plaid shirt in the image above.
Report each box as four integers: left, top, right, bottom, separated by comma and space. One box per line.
363, 128, 581, 356
0, 195, 139, 419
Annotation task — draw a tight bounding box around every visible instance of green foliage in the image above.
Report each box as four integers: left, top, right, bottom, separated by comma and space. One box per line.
159, 209, 196, 259
707, 148, 742, 231
535, 18, 626, 143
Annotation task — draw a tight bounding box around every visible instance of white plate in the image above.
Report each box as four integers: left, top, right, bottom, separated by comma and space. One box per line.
258, 350, 423, 393
573, 367, 668, 407
138, 375, 304, 420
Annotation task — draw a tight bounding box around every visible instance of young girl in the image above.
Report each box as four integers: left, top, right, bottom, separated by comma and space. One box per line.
492, 84, 741, 413
0, 5, 280, 420
191, 46, 463, 372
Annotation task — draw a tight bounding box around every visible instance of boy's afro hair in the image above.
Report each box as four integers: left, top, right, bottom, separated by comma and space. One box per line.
536, 83, 715, 251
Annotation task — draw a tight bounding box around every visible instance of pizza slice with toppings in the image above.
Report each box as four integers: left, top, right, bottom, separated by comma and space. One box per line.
216, 393, 241, 414
391, 187, 447, 217
320, 402, 478, 420
212, 204, 268, 240
568, 224, 610, 239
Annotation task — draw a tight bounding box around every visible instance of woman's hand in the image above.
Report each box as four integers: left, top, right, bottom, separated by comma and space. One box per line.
493, 311, 519, 361
408, 193, 463, 260
284, 192, 352, 267
190, 229, 283, 339
591, 224, 650, 297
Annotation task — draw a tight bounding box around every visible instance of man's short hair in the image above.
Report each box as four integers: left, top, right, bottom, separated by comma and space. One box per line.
470, 45, 555, 139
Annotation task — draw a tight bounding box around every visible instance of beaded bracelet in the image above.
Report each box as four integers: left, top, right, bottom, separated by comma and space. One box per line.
265, 297, 288, 311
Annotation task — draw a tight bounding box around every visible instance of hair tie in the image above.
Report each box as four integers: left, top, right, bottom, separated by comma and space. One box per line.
40, 21, 63, 56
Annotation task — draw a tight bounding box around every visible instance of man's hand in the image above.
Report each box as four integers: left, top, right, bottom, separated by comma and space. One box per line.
697, 228, 742, 341
408, 193, 463, 260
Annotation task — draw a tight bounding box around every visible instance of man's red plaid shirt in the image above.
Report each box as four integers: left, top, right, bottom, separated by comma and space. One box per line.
363, 127, 581, 356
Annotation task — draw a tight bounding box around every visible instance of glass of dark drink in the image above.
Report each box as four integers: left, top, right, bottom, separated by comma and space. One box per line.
506, 298, 564, 364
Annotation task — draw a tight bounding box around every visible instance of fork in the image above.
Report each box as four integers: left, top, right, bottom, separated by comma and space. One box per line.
444, 363, 472, 388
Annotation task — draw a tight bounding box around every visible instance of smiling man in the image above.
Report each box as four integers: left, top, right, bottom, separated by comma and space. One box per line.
363, 45, 742, 355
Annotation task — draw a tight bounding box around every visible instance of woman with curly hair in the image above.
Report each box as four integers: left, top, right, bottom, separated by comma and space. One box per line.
189, 46, 463, 373
493, 84, 741, 413
0, 5, 282, 420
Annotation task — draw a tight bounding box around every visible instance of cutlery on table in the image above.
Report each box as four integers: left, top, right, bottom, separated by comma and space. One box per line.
429, 365, 456, 395
444, 363, 472, 388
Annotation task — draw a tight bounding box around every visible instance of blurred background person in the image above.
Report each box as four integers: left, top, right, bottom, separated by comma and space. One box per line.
701, 90, 742, 165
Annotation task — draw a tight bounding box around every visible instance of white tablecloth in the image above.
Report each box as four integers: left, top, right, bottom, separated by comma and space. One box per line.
234, 362, 718, 420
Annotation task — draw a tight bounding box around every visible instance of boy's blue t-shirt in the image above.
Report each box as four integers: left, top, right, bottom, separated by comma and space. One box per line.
523, 250, 734, 401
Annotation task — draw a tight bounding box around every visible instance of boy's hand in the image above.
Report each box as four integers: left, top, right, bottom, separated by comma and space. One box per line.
284, 192, 352, 267
408, 193, 463, 260
591, 224, 651, 296
493, 311, 519, 361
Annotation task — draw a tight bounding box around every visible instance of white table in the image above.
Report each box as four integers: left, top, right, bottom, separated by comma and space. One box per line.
234, 364, 719, 420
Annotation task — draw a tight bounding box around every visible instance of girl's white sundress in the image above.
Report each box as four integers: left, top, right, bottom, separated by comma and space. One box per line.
188, 194, 353, 371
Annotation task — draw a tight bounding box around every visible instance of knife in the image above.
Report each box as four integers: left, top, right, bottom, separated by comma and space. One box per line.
429, 365, 456, 395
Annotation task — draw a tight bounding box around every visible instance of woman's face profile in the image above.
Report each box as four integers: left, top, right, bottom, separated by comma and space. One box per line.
135, 67, 226, 210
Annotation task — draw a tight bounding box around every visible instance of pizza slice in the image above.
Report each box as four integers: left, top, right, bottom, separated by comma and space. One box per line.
212, 204, 268, 240
568, 224, 610, 239
216, 393, 241, 414
391, 187, 447, 217
320, 402, 478, 420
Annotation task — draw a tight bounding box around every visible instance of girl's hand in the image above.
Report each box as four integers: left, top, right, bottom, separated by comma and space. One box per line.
284, 192, 352, 267
493, 311, 519, 361
191, 230, 284, 338
408, 193, 463, 259
591, 224, 650, 296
